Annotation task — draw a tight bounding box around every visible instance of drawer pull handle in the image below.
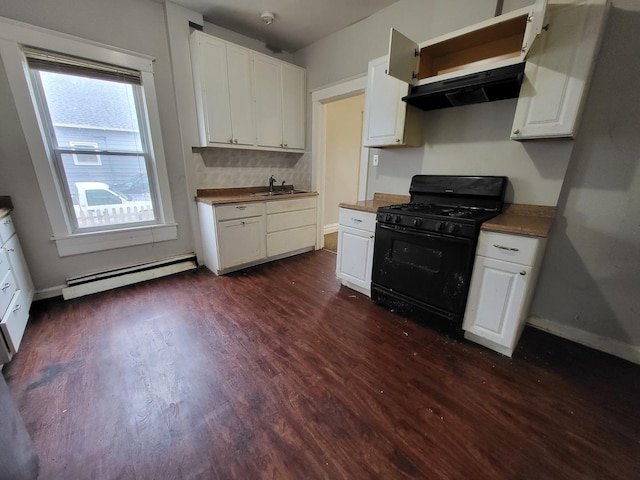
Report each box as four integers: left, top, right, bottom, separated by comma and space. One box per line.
352, 218, 363, 223
3, 220, 10, 225
493, 244, 519, 252
13, 304, 21, 313
2, 282, 10, 291
520, 271, 527, 276
236, 206, 247, 210
6, 248, 15, 252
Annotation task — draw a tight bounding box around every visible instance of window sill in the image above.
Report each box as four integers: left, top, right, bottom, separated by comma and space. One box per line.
51, 223, 178, 257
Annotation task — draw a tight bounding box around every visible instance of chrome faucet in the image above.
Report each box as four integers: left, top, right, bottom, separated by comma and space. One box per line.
269, 175, 276, 193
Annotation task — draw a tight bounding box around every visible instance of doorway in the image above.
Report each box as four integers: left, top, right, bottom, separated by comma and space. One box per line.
311, 76, 369, 249
323, 94, 365, 252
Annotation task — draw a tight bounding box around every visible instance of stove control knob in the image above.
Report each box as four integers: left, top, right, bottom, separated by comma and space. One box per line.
385, 214, 392, 222
447, 223, 459, 234
436, 221, 445, 231
413, 218, 422, 227
394, 215, 402, 223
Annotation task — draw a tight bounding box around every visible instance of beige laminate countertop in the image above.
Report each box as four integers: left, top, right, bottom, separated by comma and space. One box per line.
339, 193, 409, 213
0, 196, 13, 219
196, 187, 319, 205
482, 204, 556, 238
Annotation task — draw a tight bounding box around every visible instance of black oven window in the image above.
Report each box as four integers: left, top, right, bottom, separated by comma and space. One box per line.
392, 240, 442, 273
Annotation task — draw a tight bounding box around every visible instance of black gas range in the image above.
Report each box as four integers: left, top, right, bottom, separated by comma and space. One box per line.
371, 175, 507, 333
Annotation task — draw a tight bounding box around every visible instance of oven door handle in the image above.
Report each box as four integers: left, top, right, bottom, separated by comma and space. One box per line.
377, 222, 471, 243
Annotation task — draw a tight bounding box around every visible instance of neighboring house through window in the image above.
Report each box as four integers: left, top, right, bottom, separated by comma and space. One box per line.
0, 17, 177, 256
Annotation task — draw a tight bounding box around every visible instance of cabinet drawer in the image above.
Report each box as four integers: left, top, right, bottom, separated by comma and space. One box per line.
0, 249, 10, 284
339, 208, 376, 232
267, 225, 316, 257
477, 231, 543, 266
0, 215, 15, 244
267, 208, 316, 233
1, 289, 29, 358
0, 268, 17, 318
266, 197, 317, 214
215, 202, 265, 221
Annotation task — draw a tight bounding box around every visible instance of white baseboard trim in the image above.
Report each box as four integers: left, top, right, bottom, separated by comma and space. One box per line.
527, 315, 640, 365
323, 223, 339, 235
34, 285, 65, 300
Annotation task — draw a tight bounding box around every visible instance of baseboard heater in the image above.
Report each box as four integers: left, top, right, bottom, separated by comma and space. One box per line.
62, 253, 198, 300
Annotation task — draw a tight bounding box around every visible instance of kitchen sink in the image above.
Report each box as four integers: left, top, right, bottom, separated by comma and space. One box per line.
253, 190, 309, 196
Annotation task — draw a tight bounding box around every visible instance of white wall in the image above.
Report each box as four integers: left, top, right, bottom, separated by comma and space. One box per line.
0, 0, 194, 290
294, 0, 573, 206
531, 1, 640, 348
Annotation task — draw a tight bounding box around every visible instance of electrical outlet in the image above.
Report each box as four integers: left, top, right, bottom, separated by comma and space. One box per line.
372, 154, 379, 166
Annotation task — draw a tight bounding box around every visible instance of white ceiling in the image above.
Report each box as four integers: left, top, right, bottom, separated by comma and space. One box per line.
169, 0, 400, 53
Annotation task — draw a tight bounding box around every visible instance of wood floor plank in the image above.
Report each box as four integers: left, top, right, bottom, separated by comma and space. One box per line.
3, 250, 639, 480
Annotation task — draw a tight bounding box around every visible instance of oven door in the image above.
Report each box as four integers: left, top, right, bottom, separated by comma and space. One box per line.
372, 223, 476, 315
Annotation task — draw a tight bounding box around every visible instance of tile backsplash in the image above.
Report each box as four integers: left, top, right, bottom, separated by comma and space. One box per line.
193, 148, 312, 190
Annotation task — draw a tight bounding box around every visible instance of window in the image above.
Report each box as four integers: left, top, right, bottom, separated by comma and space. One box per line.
0, 18, 177, 256
69, 142, 101, 166
28, 51, 157, 230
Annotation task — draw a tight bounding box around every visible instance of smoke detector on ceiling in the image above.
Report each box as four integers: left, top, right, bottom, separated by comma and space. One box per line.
261, 11, 275, 25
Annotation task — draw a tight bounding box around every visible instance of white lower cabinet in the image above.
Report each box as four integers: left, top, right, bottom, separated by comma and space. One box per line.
218, 216, 266, 270
198, 197, 317, 275
0, 214, 34, 365
463, 231, 546, 357
336, 208, 376, 296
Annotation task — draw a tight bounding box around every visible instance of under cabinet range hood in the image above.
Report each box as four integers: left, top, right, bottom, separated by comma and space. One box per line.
385, 0, 547, 112
402, 62, 526, 111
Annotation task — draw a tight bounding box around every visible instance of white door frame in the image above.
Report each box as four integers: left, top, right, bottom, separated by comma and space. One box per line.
311, 75, 368, 248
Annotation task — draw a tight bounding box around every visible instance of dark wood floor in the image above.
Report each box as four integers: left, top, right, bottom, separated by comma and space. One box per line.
3, 250, 639, 480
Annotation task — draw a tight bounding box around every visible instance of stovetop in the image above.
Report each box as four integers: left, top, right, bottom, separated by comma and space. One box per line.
375, 175, 508, 238
381, 202, 497, 222
376, 202, 502, 238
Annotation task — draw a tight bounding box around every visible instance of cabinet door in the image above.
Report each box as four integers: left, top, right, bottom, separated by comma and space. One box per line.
281, 64, 306, 150
337, 225, 375, 292
226, 44, 255, 146
217, 216, 266, 270
386, 28, 419, 84
363, 56, 410, 147
512, 0, 608, 139
195, 34, 234, 145
253, 54, 284, 148
4, 235, 33, 303
463, 256, 531, 353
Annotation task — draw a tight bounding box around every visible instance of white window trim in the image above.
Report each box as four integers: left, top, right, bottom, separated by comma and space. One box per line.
0, 15, 177, 257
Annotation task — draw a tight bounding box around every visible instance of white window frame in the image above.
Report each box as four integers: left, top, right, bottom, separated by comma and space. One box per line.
69, 141, 102, 166
0, 16, 177, 257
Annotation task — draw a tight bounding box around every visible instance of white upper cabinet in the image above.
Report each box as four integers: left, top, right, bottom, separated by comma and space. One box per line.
362, 55, 422, 147
511, 0, 610, 140
386, 0, 548, 87
281, 64, 306, 150
190, 31, 306, 152
253, 54, 283, 148
190, 32, 254, 147
253, 53, 306, 151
